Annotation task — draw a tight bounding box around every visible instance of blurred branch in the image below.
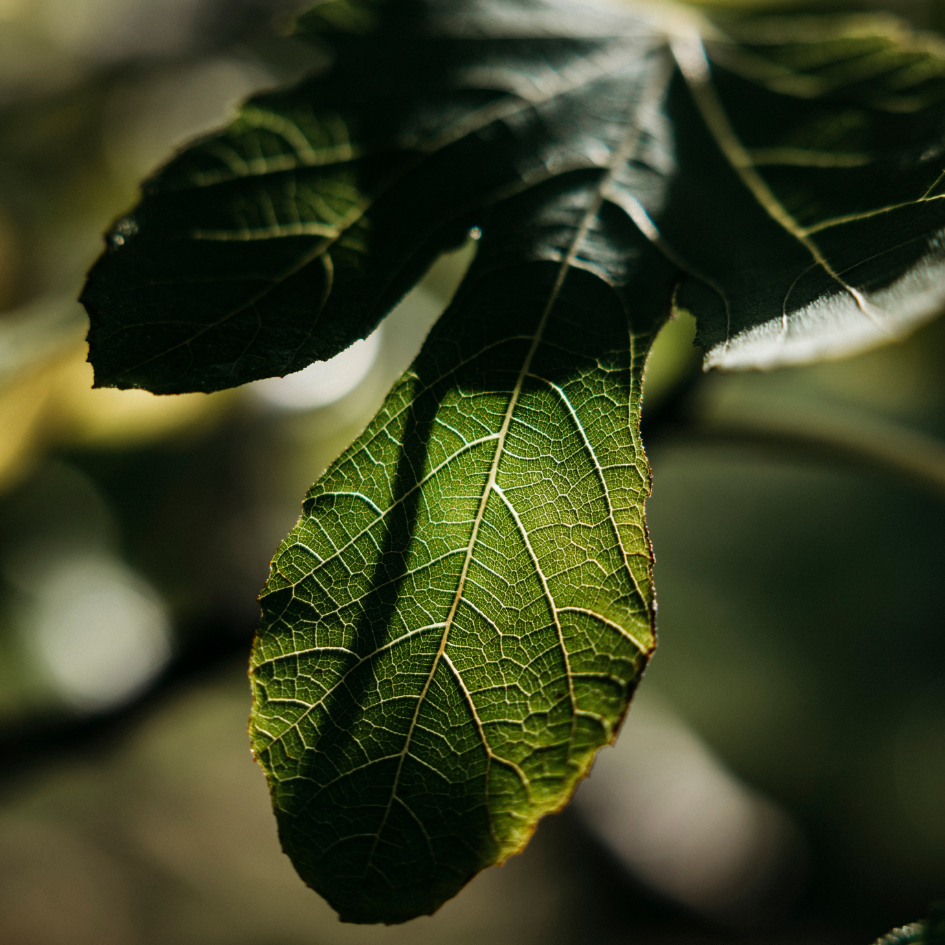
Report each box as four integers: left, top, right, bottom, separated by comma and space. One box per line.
0, 613, 256, 786
655, 410, 945, 502
640, 342, 945, 500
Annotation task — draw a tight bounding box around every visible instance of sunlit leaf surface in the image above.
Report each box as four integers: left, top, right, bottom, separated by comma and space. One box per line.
249, 177, 675, 922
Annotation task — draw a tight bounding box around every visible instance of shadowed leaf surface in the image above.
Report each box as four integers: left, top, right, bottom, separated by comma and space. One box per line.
82, 0, 945, 391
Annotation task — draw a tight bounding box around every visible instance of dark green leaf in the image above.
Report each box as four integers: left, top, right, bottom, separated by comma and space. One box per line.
82, 0, 656, 393
82, 1, 945, 393
676, 12, 945, 368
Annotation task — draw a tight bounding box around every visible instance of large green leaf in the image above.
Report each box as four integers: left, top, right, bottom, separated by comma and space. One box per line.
82, 0, 945, 392
249, 176, 676, 923
80, 0, 652, 393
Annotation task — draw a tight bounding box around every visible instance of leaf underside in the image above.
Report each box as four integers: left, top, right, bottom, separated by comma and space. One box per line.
250, 178, 676, 921
81, 0, 945, 924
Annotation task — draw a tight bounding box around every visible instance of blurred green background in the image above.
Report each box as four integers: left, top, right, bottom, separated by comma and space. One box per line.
0, 0, 943, 942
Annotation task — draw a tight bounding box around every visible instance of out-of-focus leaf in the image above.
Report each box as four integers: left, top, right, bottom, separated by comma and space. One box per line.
249, 175, 675, 923
0, 342, 235, 496
0, 362, 58, 492
49, 352, 235, 448
296, 0, 384, 34
872, 904, 945, 945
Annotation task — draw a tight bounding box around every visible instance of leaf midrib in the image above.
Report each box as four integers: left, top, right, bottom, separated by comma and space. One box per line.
361, 71, 670, 867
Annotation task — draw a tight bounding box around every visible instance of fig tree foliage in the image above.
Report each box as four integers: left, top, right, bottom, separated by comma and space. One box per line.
81, 0, 945, 924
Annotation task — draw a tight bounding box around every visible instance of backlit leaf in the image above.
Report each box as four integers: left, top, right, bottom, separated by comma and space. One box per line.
249, 176, 676, 923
